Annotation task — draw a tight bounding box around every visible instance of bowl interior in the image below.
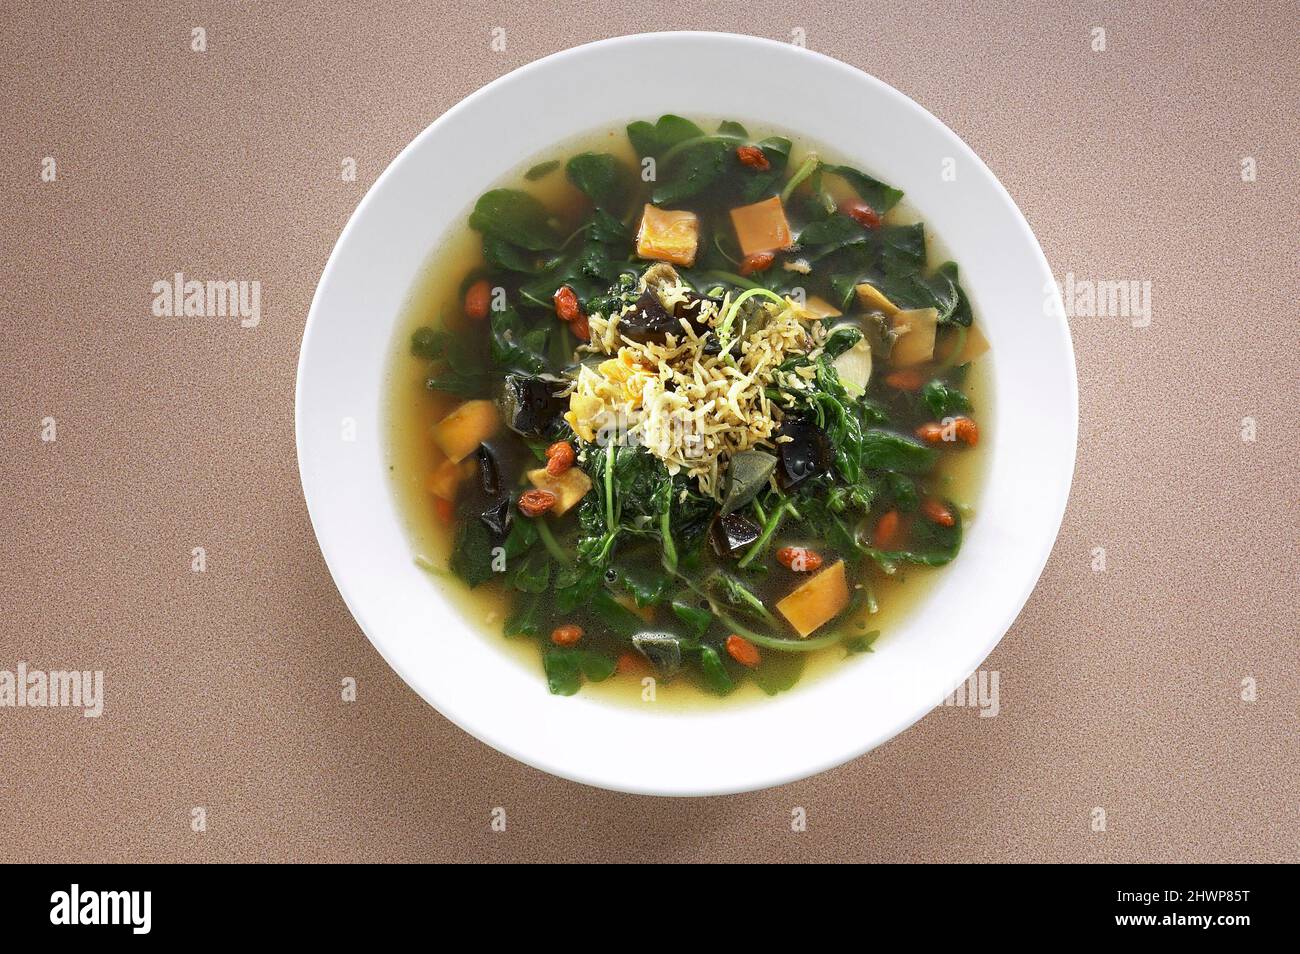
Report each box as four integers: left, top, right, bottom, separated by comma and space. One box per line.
295, 32, 1077, 795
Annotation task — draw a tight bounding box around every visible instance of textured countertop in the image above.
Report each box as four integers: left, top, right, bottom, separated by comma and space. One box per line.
1, 0, 1295, 862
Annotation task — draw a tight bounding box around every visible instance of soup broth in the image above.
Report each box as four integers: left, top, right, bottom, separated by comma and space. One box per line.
385, 118, 991, 707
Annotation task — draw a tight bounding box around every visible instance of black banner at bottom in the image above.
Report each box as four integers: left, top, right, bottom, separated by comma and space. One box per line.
1, 863, 1282, 939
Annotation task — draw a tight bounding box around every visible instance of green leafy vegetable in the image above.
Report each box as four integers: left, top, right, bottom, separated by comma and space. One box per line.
671, 598, 713, 638
799, 214, 869, 255
502, 517, 539, 559
693, 645, 735, 695
751, 654, 807, 695
843, 630, 881, 656
617, 562, 672, 607
410, 326, 446, 359
708, 573, 782, 630
874, 508, 963, 566
468, 189, 561, 251
509, 550, 551, 594
922, 379, 972, 418
483, 235, 544, 274
589, 208, 631, 244
824, 164, 904, 216
823, 324, 864, 359
489, 308, 549, 374
517, 238, 629, 312
860, 430, 939, 474
504, 595, 544, 637
874, 258, 972, 327
413, 325, 490, 397
589, 589, 645, 638
735, 136, 793, 203
543, 648, 617, 695
565, 152, 631, 211
653, 138, 729, 205
878, 472, 920, 513
577, 443, 676, 567
626, 115, 706, 159
449, 520, 494, 588
877, 223, 926, 271
524, 159, 560, 181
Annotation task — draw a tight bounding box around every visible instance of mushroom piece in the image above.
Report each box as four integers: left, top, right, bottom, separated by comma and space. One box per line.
711, 511, 763, 558
774, 416, 831, 490
497, 373, 568, 437
479, 495, 513, 537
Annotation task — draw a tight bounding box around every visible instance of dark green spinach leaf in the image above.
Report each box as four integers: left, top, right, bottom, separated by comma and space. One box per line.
671, 598, 713, 638
922, 379, 972, 417
824, 164, 904, 216
482, 235, 544, 274
468, 189, 561, 251
626, 115, 706, 158
693, 645, 735, 695
860, 430, 939, 474
875, 507, 962, 565
504, 594, 544, 637
750, 653, 807, 695
544, 648, 617, 696
449, 520, 494, 588
524, 159, 560, 181
652, 139, 728, 205
509, 550, 551, 594
566, 152, 631, 211
489, 308, 549, 374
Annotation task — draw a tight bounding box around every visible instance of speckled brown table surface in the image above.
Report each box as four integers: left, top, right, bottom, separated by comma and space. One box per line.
2, 1, 1296, 863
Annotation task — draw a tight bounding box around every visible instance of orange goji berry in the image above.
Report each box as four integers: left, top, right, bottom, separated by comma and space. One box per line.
883, 369, 926, 391
464, 279, 491, 320
873, 510, 903, 549
954, 416, 979, 446
553, 285, 582, 322
915, 422, 945, 445
921, 497, 956, 527
725, 634, 761, 668
915, 417, 978, 447
544, 440, 576, 477
735, 145, 771, 170
740, 251, 775, 276
551, 624, 583, 646
775, 546, 824, 573
517, 489, 557, 517
840, 200, 881, 229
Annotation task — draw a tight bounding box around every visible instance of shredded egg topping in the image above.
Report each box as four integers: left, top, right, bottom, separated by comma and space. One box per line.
565, 266, 827, 499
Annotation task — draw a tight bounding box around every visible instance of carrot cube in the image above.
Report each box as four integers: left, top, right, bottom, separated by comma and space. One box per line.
730, 196, 794, 257
776, 560, 850, 637
431, 399, 500, 463
635, 204, 699, 267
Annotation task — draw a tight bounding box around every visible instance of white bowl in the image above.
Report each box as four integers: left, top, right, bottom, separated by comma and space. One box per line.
295, 32, 1077, 796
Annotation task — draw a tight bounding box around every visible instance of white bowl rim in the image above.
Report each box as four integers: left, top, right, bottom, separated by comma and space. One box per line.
295, 31, 1078, 796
